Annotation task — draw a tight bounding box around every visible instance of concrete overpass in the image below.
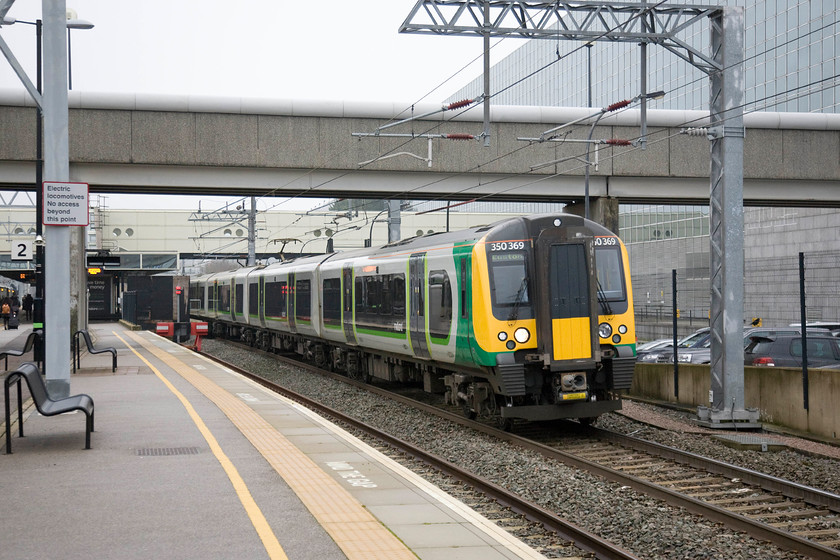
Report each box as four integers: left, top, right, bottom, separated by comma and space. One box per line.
2, 88, 840, 210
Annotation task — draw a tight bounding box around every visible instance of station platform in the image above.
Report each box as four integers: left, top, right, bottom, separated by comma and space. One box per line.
1, 322, 547, 560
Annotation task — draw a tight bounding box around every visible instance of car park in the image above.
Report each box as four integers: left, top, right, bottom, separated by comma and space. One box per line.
647, 326, 826, 365
744, 333, 840, 367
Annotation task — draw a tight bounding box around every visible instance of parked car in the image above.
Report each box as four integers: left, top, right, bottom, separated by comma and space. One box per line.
636, 328, 709, 363
635, 338, 674, 361
649, 326, 827, 365
789, 322, 840, 338
744, 333, 840, 367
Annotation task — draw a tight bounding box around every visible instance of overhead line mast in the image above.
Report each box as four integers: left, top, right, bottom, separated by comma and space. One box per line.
399, 1, 755, 429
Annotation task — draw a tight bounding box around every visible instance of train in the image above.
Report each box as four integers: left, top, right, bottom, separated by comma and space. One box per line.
190, 213, 636, 429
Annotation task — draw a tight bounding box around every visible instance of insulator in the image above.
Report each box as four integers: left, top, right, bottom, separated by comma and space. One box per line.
445, 133, 475, 140
446, 99, 474, 110
606, 99, 632, 112
605, 139, 632, 146
681, 127, 709, 137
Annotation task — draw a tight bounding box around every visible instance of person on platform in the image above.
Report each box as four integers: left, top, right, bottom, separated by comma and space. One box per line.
22, 293, 33, 321
1, 299, 10, 330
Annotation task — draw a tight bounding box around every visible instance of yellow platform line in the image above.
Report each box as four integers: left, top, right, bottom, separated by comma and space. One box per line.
122, 330, 417, 560
114, 332, 288, 560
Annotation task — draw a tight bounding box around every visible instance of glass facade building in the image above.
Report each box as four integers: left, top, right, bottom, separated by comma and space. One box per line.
449, 0, 840, 114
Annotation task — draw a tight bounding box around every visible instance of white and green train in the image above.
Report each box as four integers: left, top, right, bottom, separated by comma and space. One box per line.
190, 213, 636, 429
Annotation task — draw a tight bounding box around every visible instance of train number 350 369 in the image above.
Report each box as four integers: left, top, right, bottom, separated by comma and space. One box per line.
490, 241, 526, 251
594, 237, 618, 246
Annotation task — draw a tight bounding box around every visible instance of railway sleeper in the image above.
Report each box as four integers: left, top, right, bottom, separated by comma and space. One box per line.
769, 518, 840, 529
747, 508, 833, 521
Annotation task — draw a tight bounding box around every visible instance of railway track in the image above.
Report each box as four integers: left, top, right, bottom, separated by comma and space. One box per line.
528, 427, 840, 558
201, 340, 840, 559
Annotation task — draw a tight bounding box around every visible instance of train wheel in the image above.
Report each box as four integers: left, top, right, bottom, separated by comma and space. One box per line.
462, 403, 477, 420
578, 416, 597, 427
496, 416, 513, 432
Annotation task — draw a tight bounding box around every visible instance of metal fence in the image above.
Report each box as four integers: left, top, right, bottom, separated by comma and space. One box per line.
633, 249, 840, 341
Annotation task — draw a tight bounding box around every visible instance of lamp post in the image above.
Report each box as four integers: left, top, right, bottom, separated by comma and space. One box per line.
365, 209, 388, 248
65, 13, 94, 90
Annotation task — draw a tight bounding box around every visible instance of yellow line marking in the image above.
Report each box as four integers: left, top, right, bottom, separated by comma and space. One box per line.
114, 331, 288, 560
123, 330, 417, 560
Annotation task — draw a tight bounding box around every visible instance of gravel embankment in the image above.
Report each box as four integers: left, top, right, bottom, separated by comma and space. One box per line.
204, 340, 840, 559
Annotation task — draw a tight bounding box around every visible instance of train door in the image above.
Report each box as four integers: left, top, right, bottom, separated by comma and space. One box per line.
535, 234, 598, 370
409, 253, 431, 359
258, 275, 265, 326
232, 282, 241, 321
288, 272, 297, 332
342, 265, 356, 344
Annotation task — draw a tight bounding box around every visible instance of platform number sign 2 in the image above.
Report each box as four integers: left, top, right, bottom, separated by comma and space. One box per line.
11, 240, 33, 261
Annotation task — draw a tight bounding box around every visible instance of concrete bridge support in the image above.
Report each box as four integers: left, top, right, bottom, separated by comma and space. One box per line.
565, 197, 619, 234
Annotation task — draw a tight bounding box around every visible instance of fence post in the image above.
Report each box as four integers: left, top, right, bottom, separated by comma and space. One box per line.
799, 252, 809, 411
672, 269, 679, 398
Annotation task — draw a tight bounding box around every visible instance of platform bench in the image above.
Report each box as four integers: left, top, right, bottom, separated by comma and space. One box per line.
4, 362, 95, 453
74, 329, 117, 373
0, 330, 41, 371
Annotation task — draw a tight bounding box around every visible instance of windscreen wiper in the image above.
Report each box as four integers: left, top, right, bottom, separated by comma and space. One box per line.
507, 277, 528, 324
597, 279, 613, 315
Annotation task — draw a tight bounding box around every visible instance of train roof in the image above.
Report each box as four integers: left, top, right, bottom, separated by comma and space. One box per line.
329, 212, 614, 260
191, 213, 617, 280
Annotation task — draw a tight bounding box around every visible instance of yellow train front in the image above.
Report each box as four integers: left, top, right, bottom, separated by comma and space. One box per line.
446, 213, 635, 428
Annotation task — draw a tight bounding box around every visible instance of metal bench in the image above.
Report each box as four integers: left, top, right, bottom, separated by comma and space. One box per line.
4, 362, 95, 453
73, 329, 117, 373
0, 330, 41, 371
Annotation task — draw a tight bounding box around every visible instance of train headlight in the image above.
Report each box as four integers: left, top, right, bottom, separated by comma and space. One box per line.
513, 327, 530, 344
498, 331, 508, 341
618, 324, 628, 335
598, 322, 612, 339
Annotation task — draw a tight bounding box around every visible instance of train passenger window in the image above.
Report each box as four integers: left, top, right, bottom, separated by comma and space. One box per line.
218, 284, 231, 313
322, 278, 341, 326
235, 284, 244, 315
380, 276, 391, 315
365, 277, 382, 314
295, 279, 311, 321
265, 280, 287, 318
248, 283, 258, 315
392, 274, 406, 314
355, 278, 365, 314
428, 270, 452, 340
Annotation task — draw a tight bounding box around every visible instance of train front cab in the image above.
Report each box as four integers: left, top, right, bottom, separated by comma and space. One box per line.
525, 218, 618, 420
470, 215, 631, 424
